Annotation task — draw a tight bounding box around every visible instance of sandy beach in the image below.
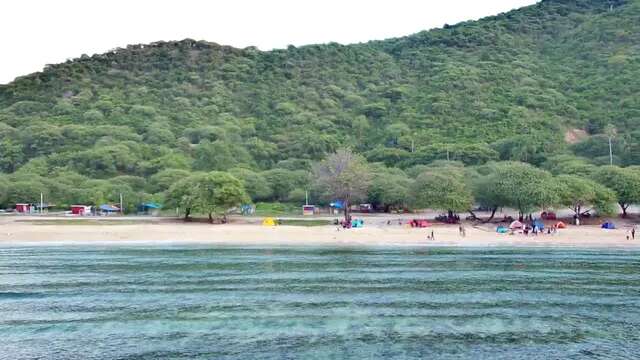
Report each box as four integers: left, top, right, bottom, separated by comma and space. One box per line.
0, 216, 638, 248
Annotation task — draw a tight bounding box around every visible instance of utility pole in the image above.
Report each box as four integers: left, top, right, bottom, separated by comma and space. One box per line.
305, 190, 309, 206
605, 124, 616, 166
40, 192, 43, 215
120, 193, 124, 215
609, 136, 613, 165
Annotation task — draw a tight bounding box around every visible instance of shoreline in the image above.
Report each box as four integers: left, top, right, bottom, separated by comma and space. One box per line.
1, 220, 639, 249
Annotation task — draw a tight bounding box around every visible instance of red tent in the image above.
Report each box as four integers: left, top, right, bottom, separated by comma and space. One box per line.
410, 219, 432, 228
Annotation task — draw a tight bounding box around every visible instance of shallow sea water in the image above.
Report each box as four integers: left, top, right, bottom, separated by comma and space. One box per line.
0, 246, 639, 359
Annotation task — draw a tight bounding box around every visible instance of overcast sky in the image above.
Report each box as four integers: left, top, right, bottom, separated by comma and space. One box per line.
1, 0, 538, 84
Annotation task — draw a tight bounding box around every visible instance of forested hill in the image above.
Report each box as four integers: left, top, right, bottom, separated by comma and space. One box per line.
0, 0, 639, 208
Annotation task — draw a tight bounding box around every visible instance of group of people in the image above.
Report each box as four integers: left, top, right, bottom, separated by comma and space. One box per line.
520, 223, 559, 236
335, 217, 364, 229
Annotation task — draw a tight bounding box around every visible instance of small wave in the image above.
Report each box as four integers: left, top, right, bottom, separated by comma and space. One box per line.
0, 291, 46, 299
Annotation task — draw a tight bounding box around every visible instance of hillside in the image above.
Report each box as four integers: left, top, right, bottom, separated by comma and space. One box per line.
0, 0, 639, 209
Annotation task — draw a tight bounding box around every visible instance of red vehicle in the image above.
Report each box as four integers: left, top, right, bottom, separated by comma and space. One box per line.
541, 211, 557, 220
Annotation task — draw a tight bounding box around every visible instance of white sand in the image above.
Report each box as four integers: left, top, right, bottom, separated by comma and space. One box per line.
0, 219, 638, 249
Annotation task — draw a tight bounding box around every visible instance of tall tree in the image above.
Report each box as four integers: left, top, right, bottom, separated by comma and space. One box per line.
313, 149, 371, 222
411, 167, 473, 219
556, 174, 617, 220
482, 162, 561, 217
594, 166, 640, 217
166, 176, 202, 220
196, 172, 250, 223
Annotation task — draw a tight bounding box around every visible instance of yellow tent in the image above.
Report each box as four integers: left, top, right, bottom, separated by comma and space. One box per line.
262, 217, 276, 226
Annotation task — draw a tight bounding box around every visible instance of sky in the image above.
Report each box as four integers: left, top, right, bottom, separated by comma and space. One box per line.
1, 0, 538, 84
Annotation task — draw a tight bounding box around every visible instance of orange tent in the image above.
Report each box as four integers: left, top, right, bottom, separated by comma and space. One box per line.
555, 222, 566, 229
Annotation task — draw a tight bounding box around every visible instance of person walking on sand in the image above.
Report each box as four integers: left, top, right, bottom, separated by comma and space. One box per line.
431, 230, 434, 241
632, 226, 636, 240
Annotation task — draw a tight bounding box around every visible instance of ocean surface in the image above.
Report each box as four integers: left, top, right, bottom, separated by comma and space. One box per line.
0, 246, 639, 359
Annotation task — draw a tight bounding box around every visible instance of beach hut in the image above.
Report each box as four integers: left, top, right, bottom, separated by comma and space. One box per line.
138, 202, 161, 215
240, 204, 255, 215
601, 222, 616, 230
15, 203, 32, 213
99, 204, 120, 215
262, 217, 276, 226
302, 205, 316, 216
71, 205, 91, 216
329, 201, 344, 215
509, 220, 523, 229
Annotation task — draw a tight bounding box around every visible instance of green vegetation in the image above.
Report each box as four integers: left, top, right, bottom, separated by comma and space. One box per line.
1, 0, 640, 220
411, 167, 473, 216
312, 149, 370, 222
594, 166, 640, 217
278, 219, 331, 227
253, 202, 299, 216
166, 171, 249, 222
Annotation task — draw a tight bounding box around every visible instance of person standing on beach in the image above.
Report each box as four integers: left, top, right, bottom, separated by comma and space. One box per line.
632, 226, 636, 240
431, 230, 434, 241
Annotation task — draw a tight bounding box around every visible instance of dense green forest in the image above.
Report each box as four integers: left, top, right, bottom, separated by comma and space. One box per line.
0, 0, 639, 214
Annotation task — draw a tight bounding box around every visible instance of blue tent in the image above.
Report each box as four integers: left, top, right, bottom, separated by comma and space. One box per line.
330, 201, 344, 209
601, 222, 616, 229
351, 219, 364, 228
99, 204, 120, 212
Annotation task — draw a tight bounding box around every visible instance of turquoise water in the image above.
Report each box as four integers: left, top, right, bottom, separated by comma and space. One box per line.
1, 246, 639, 359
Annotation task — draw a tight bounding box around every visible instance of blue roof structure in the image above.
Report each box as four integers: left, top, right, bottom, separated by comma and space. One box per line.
329, 201, 344, 209
99, 204, 120, 212
141, 202, 161, 209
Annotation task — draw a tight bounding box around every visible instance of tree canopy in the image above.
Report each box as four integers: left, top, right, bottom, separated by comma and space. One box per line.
411, 167, 473, 215
1, 1, 640, 218
312, 149, 371, 220
593, 166, 640, 216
